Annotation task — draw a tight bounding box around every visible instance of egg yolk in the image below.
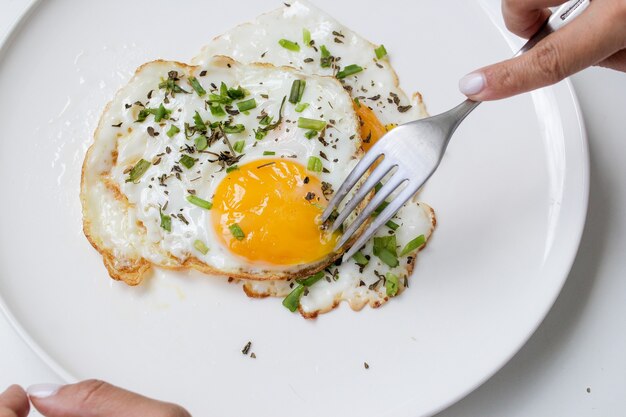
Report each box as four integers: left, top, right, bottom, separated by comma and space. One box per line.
212, 159, 338, 265
355, 101, 387, 152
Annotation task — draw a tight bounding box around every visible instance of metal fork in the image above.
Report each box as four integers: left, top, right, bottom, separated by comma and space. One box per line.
323, 0, 590, 260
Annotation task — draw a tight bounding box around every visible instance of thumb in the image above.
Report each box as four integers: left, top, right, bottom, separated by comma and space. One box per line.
0, 385, 30, 417
28, 380, 191, 417
459, 2, 625, 100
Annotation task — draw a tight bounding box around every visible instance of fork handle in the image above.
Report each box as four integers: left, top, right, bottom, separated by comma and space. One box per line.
450, 0, 591, 123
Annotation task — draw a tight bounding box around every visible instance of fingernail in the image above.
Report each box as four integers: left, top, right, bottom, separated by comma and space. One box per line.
459, 72, 486, 95
27, 383, 62, 398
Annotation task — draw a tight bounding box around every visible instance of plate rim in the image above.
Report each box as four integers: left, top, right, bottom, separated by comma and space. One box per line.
0, 1, 590, 415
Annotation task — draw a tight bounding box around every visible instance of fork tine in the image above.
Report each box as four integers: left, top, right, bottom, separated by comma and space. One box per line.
343, 183, 418, 260
328, 159, 397, 232
333, 172, 407, 251
321, 150, 384, 222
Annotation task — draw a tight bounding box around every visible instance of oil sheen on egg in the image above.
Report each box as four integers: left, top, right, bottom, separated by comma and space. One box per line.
81, 56, 362, 285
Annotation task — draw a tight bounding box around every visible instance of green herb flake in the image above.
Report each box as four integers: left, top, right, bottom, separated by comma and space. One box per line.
259, 115, 273, 126
227, 86, 246, 100
385, 273, 399, 297
193, 240, 209, 255
188, 76, 206, 97
298, 117, 326, 131
278, 38, 301, 52
399, 235, 426, 257
295, 102, 310, 113
303, 28, 312, 46
375, 44, 388, 60
226, 165, 239, 174
236, 98, 257, 112
166, 125, 180, 138
125, 159, 151, 183
229, 223, 245, 240
304, 130, 318, 140
179, 154, 196, 169
352, 251, 369, 266
263, 151, 276, 156
307, 156, 323, 172
160, 210, 172, 232
233, 140, 245, 153
193, 111, 207, 131
282, 284, 305, 312
195, 136, 208, 151
186, 195, 213, 210
336, 64, 364, 79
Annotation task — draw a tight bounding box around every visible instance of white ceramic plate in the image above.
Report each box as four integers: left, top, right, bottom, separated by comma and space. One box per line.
0, 1, 588, 416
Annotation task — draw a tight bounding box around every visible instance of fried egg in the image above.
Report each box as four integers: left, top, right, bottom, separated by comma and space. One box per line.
81, 57, 363, 285
196, 1, 438, 317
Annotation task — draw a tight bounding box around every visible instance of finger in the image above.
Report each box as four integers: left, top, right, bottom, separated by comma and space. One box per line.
598, 49, 626, 72
0, 385, 30, 417
502, 0, 563, 38
460, 1, 626, 101
28, 380, 191, 417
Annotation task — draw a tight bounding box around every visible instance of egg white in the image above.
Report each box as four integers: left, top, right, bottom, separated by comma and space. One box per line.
81, 57, 362, 284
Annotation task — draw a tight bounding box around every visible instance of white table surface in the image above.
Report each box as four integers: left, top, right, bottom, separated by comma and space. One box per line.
1, 1, 625, 416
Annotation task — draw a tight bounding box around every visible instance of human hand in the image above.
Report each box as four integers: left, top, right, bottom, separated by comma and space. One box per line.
1, 380, 191, 417
459, 0, 626, 100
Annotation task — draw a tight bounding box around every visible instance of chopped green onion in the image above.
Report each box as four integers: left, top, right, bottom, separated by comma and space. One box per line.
399, 235, 426, 257
209, 102, 226, 117
304, 130, 318, 140
160, 210, 171, 232
373, 235, 398, 267
278, 38, 301, 52
222, 123, 245, 134
125, 159, 151, 183
386, 220, 400, 231
295, 102, 309, 113
307, 156, 323, 172
195, 135, 208, 151
220, 82, 229, 98
385, 273, 399, 297
303, 28, 311, 46
259, 115, 273, 126
263, 151, 276, 156
193, 111, 207, 131
375, 44, 388, 60
282, 285, 305, 312
226, 165, 239, 173
188, 76, 206, 97
255, 130, 268, 140
154, 104, 170, 122
229, 223, 245, 240
208, 93, 232, 105
373, 200, 389, 216
179, 154, 196, 169
166, 125, 180, 138
352, 251, 369, 266
353, 97, 361, 108
227, 86, 246, 100
336, 64, 363, 79
236, 98, 257, 112
320, 45, 332, 68
233, 140, 245, 153
298, 117, 326, 131
194, 239, 209, 255
186, 195, 213, 210
289, 80, 306, 104
297, 271, 325, 287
